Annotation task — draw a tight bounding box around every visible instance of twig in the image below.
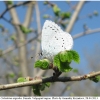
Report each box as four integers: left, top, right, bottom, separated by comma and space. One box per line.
73, 28, 100, 39
2, 35, 38, 55
23, 2, 35, 27
44, 1, 55, 7
1, 16, 13, 25
0, 71, 100, 90
0, 1, 31, 18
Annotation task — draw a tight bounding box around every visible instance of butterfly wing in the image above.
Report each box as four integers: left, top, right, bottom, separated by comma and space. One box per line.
41, 20, 63, 59
48, 32, 73, 56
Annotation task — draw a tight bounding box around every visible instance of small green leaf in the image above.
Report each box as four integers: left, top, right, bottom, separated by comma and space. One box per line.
43, 14, 50, 19
32, 82, 50, 96
66, 51, 73, 62
0, 24, 3, 28
7, 1, 13, 5
8, 73, 15, 78
35, 60, 43, 68
19, 25, 32, 34
44, 82, 51, 87
73, 69, 78, 73
66, 86, 71, 90
53, 54, 60, 68
90, 75, 100, 83
70, 50, 80, 63
39, 83, 51, 91
53, 50, 80, 72
44, 1, 48, 5
0, 25, 4, 32
39, 84, 45, 91
60, 12, 71, 19
59, 51, 68, 62
53, 5, 61, 16
14, 61, 19, 66
32, 85, 41, 96
53, 53, 72, 72
59, 61, 72, 72
93, 11, 98, 16
66, 1, 70, 4
34, 59, 50, 70
17, 77, 26, 83
33, 89, 41, 96
59, 51, 73, 62
10, 35, 16, 41
0, 49, 3, 57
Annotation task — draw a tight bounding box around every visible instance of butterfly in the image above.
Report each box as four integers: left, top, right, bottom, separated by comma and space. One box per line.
41, 20, 73, 61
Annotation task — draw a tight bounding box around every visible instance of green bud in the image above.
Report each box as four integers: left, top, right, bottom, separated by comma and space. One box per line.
93, 11, 98, 16
53, 5, 61, 16
43, 14, 50, 19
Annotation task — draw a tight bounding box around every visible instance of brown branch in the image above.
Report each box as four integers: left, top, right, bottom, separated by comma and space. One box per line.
43, 71, 100, 83
23, 1, 35, 27
66, 1, 85, 33
5, 1, 30, 95
2, 35, 37, 55
0, 71, 100, 91
34, 1, 41, 60
0, 1, 31, 18
73, 28, 100, 39
0, 79, 42, 90
33, 1, 42, 76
